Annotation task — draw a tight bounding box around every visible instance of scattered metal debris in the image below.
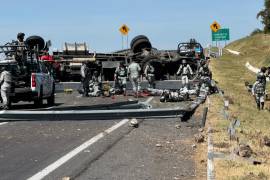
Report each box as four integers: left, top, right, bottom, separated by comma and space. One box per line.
129, 118, 139, 128
194, 133, 205, 143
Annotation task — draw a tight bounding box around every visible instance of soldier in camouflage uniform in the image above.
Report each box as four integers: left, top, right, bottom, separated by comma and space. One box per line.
176, 59, 193, 88
114, 61, 128, 95
252, 73, 266, 110
144, 62, 156, 89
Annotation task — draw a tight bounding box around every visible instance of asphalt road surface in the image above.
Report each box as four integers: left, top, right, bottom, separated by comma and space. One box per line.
0, 85, 201, 180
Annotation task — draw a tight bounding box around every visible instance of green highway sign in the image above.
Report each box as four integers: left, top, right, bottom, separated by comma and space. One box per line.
212, 28, 230, 41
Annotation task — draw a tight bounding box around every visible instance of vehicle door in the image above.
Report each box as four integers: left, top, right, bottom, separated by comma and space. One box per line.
39, 62, 52, 96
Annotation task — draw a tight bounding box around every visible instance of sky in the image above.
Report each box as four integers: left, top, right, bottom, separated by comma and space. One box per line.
0, 0, 264, 52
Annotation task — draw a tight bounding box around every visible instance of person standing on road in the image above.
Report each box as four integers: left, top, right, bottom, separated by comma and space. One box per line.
252, 73, 266, 110
144, 62, 156, 89
176, 59, 193, 88
80, 62, 91, 97
89, 71, 101, 97
15, 32, 26, 66
0, 66, 12, 110
198, 60, 212, 91
114, 61, 128, 95
128, 61, 141, 96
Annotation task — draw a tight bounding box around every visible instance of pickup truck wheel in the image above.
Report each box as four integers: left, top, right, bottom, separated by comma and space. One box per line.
34, 86, 43, 107
47, 84, 55, 106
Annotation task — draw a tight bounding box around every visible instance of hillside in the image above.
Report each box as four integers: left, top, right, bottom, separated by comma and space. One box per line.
207, 33, 270, 179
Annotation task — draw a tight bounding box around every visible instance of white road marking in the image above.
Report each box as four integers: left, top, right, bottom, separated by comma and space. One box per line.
44, 106, 55, 110
27, 119, 129, 180
0, 122, 8, 126
145, 97, 154, 104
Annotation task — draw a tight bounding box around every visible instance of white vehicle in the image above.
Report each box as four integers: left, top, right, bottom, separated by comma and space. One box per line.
0, 59, 55, 107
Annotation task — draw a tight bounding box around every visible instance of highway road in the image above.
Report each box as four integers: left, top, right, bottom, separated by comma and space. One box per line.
0, 85, 202, 180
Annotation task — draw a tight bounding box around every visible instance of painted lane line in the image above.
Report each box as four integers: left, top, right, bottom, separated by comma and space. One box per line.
0, 122, 8, 126
27, 119, 129, 180
145, 97, 154, 104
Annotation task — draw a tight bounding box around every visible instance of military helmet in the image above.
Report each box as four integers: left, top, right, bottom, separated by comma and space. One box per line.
160, 95, 166, 102
93, 70, 99, 76
17, 32, 25, 39
261, 66, 267, 73
257, 72, 265, 81
120, 61, 124, 66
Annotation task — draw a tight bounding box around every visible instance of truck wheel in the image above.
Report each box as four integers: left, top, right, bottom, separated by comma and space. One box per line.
34, 86, 43, 107
130, 35, 152, 54
47, 84, 55, 106
25, 35, 45, 50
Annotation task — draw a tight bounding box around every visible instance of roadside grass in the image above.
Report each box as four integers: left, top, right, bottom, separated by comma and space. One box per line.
208, 34, 270, 179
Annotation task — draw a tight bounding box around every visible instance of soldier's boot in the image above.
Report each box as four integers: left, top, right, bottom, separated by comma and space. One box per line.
123, 88, 127, 96
261, 102, 264, 110
257, 102, 261, 110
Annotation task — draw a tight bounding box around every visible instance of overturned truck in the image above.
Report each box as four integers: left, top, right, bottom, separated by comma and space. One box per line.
53, 35, 205, 81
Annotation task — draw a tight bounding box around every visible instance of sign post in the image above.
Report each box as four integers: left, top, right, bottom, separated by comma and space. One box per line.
210, 21, 230, 57
119, 24, 130, 50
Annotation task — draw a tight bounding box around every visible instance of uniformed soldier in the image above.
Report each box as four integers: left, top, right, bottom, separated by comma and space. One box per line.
144, 62, 156, 89
114, 61, 128, 95
176, 59, 193, 88
198, 61, 212, 92
128, 61, 141, 96
0, 66, 12, 110
80, 62, 91, 97
259, 66, 267, 85
252, 73, 266, 110
15, 32, 26, 65
89, 71, 101, 97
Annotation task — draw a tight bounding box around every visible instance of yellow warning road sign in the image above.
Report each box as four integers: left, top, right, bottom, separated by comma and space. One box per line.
210, 21, 221, 32
119, 24, 130, 35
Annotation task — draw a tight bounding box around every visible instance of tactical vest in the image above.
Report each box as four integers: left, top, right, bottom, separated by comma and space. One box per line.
118, 67, 127, 77
255, 83, 265, 94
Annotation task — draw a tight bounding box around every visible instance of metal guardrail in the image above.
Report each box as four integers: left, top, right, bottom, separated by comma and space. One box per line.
0, 96, 206, 121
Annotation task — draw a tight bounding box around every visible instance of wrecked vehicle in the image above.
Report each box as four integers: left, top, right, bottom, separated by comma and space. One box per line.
52, 35, 206, 81
0, 36, 55, 107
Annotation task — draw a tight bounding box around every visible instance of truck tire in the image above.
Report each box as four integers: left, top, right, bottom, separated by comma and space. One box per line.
130, 35, 152, 54
25, 35, 45, 50
34, 86, 43, 107
47, 84, 55, 106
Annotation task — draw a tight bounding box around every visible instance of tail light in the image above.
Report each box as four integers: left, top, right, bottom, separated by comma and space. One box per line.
32, 74, 36, 87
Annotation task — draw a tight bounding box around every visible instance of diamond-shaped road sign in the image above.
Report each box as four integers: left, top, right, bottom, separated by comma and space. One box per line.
119, 24, 130, 35
210, 21, 221, 32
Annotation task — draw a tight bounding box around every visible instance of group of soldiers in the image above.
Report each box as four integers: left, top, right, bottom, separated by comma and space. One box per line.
252, 67, 268, 110
79, 56, 214, 99
80, 60, 156, 97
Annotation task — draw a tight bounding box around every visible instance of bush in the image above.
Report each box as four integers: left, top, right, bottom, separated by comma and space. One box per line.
250, 28, 263, 36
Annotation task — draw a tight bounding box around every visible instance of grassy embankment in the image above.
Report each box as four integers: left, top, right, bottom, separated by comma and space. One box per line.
207, 33, 270, 179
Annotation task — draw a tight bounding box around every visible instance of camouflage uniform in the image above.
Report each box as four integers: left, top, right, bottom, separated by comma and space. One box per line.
128, 62, 141, 94
0, 69, 12, 110
81, 63, 91, 97
177, 60, 193, 88
114, 64, 128, 95
252, 73, 266, 110
144, 63, 155, 89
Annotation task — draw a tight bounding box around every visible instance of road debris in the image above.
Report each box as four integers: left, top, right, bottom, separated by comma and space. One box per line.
234, 143, 253, 158
129, 118, 139, 128
155, 143, 162, 147
175, 124, 181, 129
262, 136, 270, 147
194, 133, 205, 143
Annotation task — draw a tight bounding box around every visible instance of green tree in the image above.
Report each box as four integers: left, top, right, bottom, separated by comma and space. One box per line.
257, 0, 270, 33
